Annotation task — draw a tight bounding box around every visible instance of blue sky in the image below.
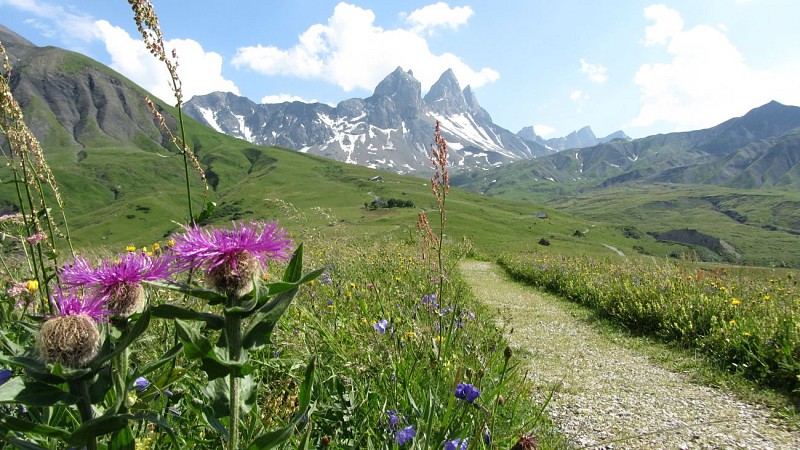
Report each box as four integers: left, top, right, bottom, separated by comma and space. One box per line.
2, 0, 799, 139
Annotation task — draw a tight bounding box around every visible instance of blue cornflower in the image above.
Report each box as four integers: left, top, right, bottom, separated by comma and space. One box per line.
444, 437, 468, 450
0, 369, 12, 386
454, 383, 480, 403
385, 410, 400, 430
134, 376, 149, 391
395, 425, 416, 446
374, 319, 389, 335
421, 294, 438, 309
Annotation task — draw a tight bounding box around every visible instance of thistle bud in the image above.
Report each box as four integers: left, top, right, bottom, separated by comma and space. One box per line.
106, 282, 146, 317
36, 314, 100, 368
206, 250, 260, 297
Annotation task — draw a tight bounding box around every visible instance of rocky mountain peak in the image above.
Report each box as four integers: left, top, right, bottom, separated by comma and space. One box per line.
370, 66, 423, 119
463, 85, 492, 122
423, 68, 468, 115
517, 126, 538, 142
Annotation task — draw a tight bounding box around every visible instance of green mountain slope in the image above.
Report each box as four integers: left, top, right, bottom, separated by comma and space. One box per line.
1, 26, 628, 259
3, 25, 799, 266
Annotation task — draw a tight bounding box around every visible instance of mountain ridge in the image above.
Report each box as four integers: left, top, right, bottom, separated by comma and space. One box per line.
452, 100, 800, 193
185, 66, 553, 173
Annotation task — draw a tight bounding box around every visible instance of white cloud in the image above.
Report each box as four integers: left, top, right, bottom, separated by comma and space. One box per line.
261, 94, 320, 104
405, 2, 474, 34
642, 4, 683, 46
232, 2, 498, 93
93, 21, 239, 103
630, 5, 800, 131
2, 0, 239, 103
533, 124, 555, 137
1, 0, 97, 43
579, 58, 607, 83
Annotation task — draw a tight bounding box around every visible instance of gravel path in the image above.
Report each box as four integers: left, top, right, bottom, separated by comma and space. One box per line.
460, 260, 800, 450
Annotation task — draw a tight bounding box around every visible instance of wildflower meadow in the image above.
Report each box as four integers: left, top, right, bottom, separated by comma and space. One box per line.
499, 252, 800, 394
0, 1, 558, 448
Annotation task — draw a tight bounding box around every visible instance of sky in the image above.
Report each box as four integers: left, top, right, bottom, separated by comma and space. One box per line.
2, 0, 800, 139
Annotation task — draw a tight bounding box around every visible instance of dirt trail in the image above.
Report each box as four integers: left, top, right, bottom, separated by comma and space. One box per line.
460, 260, 799, 450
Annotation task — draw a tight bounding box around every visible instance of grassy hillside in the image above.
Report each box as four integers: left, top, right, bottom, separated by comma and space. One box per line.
2, 104, 638, 261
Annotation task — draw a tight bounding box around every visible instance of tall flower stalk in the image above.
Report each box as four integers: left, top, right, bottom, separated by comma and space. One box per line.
163, 221, 318, 450
1, 42, 75, 312
128, 0, 208, 223
417, 120, 450, 353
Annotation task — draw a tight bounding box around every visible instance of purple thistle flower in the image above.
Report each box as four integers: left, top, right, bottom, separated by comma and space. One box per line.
62, 253, 174, 291
374, 319, 389, 335
444, 438, 468, 450
395, 425, 415, 446
454, 383, 480, 403
171, 221, 291, 273
38, 290, 107, 368
0, 369, 12, 386
51, 289, 109, 322
61, 253, 175, 316
170, 221, 292, 296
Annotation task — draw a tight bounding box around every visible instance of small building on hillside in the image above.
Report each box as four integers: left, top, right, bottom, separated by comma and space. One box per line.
533, 212, 549, 219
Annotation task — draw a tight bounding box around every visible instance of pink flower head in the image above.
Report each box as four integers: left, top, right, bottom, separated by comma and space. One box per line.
170, 221, 292, 295
51, 289, 109, 322
171, 221, 291, 273
26, 232, 47, 245
61, 252, 175, 316
62, 252, 174, 294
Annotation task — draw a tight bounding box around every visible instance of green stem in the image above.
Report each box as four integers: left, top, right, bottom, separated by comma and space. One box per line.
71, 378, 98, 450
490, 352, 511, 441
175, 103, 194, 223
225, 296, 242, 450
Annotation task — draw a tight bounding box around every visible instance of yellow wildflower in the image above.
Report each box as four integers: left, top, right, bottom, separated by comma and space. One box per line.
434, 335, 445, 343
151, 242, 160, 252
25, 280, 39, 292
731, 298, 741, 306
763, 295, 771, 301
167, 239, 175, 246
125, 245, 136, 252
729, 319, 737, 326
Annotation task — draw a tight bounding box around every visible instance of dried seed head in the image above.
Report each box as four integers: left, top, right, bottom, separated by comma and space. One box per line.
206, 250, 260, 297
36, 314, 100, 368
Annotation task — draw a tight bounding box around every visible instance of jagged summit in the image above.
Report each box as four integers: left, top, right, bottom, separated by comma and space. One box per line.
423, 69, 468, 116
516, 125, 630, 151
371, 66, 423, 120
186, 67, 546, 173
